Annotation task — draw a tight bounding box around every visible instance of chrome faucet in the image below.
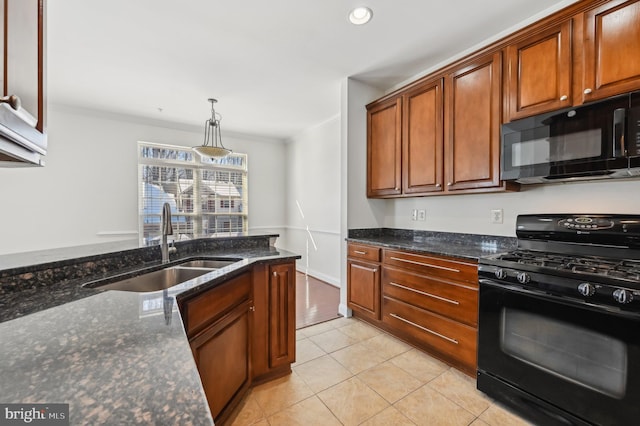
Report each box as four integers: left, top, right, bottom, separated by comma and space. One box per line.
161, 202, 174, 263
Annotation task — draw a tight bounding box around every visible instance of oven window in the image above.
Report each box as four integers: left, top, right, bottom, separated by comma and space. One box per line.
500, 308, 627, 398
508, 128, 602, 167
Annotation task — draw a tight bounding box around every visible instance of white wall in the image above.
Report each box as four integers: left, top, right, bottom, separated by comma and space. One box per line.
281, 116, 341, 286
0, 104, 286, 255
339, 77, 385, 316
382, 180, 640, 237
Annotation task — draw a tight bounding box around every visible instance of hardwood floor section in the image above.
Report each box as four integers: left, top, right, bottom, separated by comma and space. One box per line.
296, 272, 340, 329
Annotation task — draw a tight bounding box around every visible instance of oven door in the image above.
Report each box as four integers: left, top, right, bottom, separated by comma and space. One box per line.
478, 279, 640, 426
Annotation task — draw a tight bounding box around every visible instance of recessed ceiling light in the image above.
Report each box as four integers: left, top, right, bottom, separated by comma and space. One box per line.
349, 6, 373, 25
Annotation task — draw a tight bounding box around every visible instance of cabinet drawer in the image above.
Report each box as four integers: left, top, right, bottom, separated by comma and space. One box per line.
382, 296, 477, 374
383, 249, 477, 285
182, 272, 251, 338
382, 266, 478, 327
348, 243, 381, 262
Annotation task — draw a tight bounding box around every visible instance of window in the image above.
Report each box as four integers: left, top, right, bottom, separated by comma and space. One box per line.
138, 142, 248, 244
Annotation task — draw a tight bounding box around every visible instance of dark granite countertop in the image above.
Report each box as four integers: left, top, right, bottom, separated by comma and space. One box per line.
347, 228, 517, 261
0, 235, 300, 425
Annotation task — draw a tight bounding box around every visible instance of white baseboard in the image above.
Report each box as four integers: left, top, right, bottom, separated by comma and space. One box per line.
338, 303, 351, 318
295, 267, 340, 288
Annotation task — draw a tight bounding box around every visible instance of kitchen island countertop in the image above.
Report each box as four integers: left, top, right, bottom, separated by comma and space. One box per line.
0, 235, 299, 425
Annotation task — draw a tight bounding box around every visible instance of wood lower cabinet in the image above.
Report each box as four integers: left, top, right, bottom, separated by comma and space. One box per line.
348, 244, 479, 376
251, 261, 296, 383
505, 20, 572, 121
178, 261, 297, 425
189, 301, 251, 423
268, 263, 296, 370
347, 244, 381, 320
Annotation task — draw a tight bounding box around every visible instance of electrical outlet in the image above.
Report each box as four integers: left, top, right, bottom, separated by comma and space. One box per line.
418, 209, 426, 221
411, 209, 418, 221
491, 209, 504, 224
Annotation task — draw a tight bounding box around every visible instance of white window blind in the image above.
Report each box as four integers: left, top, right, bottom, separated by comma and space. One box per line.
138, 142, 248, 245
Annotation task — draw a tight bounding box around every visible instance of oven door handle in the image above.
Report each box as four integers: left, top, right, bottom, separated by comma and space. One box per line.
479, 278, 640, 320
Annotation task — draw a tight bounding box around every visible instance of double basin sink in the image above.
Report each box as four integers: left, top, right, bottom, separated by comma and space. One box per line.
83, 258, 240, 293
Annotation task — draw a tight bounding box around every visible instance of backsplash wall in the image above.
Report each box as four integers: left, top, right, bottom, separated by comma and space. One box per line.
383, 178, 640, 236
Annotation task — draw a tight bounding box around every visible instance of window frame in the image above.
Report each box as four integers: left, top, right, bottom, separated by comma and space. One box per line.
137, 141, 248, 245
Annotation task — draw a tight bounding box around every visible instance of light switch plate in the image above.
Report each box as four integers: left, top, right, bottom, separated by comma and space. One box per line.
411, 209, 418, 221
491, 209, 503, 224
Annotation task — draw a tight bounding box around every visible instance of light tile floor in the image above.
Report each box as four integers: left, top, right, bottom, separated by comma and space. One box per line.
231, 317, 533, 426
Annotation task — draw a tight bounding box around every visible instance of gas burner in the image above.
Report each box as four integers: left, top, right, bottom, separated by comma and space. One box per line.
493, 250, 640, 283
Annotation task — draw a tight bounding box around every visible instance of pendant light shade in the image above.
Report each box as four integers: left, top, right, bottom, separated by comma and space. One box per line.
193, 98, 231, 159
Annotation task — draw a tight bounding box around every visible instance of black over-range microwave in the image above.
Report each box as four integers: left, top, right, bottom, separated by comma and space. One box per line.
501, 91, 640, 184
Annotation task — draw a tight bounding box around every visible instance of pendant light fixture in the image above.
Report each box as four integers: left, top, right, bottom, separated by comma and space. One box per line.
193, 98, 232, 159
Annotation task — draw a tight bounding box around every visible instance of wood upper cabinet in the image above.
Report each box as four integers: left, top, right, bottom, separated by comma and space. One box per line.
581, 0, 640, 102
506, 20, 572, 121
403, 78, 444, 194
0, 0, 47, 165
367, 96, 402, 197
445, 52, 502, 191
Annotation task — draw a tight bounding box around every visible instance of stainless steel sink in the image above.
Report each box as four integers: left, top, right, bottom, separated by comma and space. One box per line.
176, 259, 237, 269
85, 258, 239, 293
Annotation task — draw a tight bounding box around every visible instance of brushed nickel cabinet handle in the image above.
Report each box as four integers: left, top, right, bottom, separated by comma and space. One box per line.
435, 183, 441, 188
560, 95, 568, 101
389, 282, 460, 305
354, 250, 367, 255
447, 182, 452, 186
388, 256, 460, 273
389, 313, 458, 344
584, 88, 592, 95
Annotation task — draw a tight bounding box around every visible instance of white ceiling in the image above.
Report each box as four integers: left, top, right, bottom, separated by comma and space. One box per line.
47, 0, 576, 140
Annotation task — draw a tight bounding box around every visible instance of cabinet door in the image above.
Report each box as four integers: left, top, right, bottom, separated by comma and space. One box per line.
367, 96, 402, 197
3, 0, 45, 132
445, 52, 502, 191
582, 0, 640, 102
506, 21, 572, 121
190, 302, 251, 422
269, 263, 296, 369
402, 78, 444, 194
347, 259, 380, 320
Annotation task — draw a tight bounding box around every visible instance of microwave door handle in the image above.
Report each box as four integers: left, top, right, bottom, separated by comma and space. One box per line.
613, 108, 626, 157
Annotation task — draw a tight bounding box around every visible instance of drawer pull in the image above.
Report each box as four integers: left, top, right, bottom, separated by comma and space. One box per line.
389, 256, 460, 273
389, 282, 460, 305
354, 250, 367, 255
389, 313, 458, 345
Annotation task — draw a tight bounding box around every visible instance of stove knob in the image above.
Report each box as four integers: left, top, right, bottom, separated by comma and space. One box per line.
613, 289, 634, 304
495, 268, 508, 279
517, 272, 531, 284
577, 282, 595, 297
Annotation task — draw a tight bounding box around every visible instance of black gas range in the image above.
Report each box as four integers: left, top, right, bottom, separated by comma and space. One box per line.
477, 214, 640, 426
